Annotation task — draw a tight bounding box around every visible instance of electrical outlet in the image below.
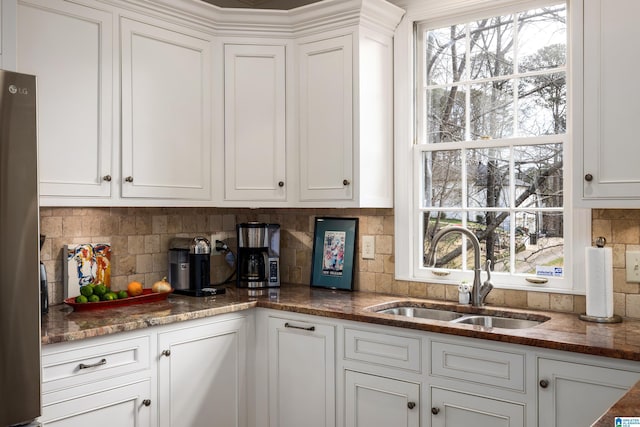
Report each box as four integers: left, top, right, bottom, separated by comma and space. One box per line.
626, 251, 640, 283
362, 235, 375, 260
211, 233, 225, 256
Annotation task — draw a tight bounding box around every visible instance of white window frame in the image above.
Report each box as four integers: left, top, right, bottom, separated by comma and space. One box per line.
394, 0, 590, 294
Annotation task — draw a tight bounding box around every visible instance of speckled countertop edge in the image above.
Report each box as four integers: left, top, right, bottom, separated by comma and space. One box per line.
41, 284, 640, 364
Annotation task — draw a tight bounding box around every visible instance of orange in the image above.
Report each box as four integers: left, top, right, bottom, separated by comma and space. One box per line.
127, 281, 144, 297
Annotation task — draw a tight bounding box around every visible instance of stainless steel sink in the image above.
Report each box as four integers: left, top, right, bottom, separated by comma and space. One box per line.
377, 306, 465, 322
369, 302, 549, 329
450, 315, 544, 329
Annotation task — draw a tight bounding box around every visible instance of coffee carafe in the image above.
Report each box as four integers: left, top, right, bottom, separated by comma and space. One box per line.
237, 223, 279, 288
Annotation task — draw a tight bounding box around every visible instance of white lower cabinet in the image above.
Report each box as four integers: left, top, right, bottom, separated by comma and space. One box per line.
157, 316, 247, 427
344, 370, 419, 427
430, 387, 524, 427
40, 379, 152, 427
538, 357, 640, 427
267, 314, 336, 427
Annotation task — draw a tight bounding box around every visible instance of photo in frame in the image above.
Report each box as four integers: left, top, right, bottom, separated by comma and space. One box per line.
310, 217, 358, 291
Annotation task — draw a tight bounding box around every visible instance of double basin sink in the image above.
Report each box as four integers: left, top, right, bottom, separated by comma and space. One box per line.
368, 302, 550, 329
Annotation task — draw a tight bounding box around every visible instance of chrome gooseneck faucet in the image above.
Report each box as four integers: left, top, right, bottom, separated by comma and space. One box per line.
426, 226, 494, 307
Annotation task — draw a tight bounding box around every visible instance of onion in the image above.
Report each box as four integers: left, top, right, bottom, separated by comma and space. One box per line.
152, 277, 172, 293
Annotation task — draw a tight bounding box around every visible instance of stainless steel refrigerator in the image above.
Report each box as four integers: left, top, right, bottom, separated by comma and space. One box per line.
0, 69, 41, 426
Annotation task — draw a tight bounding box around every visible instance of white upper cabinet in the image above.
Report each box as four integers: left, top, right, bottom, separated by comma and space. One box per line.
297, 22, 399, 207
120, 17, 212, 200
223, 43, 287, 202
17, 0, 113, 199
577, 0, 640, 206
298, 34, 354, 202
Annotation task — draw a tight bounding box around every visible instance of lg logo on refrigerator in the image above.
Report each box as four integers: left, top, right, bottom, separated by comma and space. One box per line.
8, 85, 29, 95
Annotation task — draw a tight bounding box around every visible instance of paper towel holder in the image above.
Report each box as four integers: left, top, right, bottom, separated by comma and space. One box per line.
579, 236, 622, 323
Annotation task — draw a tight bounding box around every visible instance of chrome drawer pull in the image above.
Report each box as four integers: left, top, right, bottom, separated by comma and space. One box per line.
284, 322, 315, 332
78, 358, 107, 370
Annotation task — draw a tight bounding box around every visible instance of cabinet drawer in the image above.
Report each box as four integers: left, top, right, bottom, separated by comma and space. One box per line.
344, 327, 421, 372
431, 340, 525, 392
42, 334, 150, 393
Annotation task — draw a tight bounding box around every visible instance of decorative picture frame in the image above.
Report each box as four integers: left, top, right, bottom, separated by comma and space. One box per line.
310, 217, 358, 291
64, 243, 112, 298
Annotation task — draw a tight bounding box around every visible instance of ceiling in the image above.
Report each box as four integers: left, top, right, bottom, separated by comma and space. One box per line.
200, 0, 323, 9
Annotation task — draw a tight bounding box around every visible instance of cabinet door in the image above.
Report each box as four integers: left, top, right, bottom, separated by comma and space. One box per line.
40, 379, 152, 427
268, 316, 336, 427
345, 371, 419, 427
538, 358, 640, 427
120, 18, 212, 200
430, 387, 524, 427
298, 35, 353, 202
157, 317, 246, 427
224, 44, 286, 201
581, 0, 640, 202
17, 0, 113, 199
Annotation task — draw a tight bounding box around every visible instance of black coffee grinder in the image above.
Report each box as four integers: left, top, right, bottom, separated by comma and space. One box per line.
171, 236, 212, 297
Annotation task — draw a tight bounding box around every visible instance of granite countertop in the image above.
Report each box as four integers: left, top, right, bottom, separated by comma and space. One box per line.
592, 379, 640, 426
42, 283, 640, 362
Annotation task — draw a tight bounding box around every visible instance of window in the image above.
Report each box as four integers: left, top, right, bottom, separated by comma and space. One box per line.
394, 0, 588, 291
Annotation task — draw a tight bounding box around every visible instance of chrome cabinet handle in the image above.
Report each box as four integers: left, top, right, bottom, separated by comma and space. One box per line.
103, 175, 112, 182
284, 322, 315, 332
78, 358, 107, 370
125, 176, 133, 183
431, 407, 440, 415
142, 399, 151, 407
539, 379, 549, 388
343, 179, 351, 186
585, 173, 593, 182
278, 181, 284, 187
407, 402, 416, 410
161, 349, 171, 357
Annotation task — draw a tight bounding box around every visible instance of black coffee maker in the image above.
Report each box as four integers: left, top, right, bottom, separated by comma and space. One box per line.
237, 223, 280, 288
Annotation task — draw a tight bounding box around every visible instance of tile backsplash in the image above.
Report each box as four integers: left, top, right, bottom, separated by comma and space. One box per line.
40, 207, 639, 318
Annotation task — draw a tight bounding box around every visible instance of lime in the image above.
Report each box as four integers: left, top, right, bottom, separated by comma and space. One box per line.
93, 284, 107, 297
117, 290, 129, 299
80, 285, 94, 297
75, 295, 88, 304
102, 292, 117, 301
88, 294, 100, 303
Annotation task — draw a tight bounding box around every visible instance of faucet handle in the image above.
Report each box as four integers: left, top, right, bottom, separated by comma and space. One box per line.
481, 260, 494, 299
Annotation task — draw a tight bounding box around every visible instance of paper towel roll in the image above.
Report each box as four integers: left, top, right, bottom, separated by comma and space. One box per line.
585, 246, 614, 318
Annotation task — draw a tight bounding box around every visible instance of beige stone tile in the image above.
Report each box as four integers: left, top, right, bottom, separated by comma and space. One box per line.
573, 295, 586, 314
145, 235, 160, 254
625, 294, 640, 319
504, 290, 528, 308
614, 292, 626, 317
41, 216, 63, 238
128, 236, 144, 255
136, 254, 154, 273
222, 214, 236, 231
100, 215, 119, 236
369, 256, 384, 273
295, 249, 311, 268
383, 255, 395, 274
613, 268, 640, 293
391, 280, 409, 296
290, 266, 302, 284
445, 284, 459, 301
612, 244, 626, 268
115, 254, 136, 276
426, 283, 445, 300
151, 252, 166, 273
62, 216, 83, 237
209, 214, 223, 230
527, 292, 550, 310
375, 273, 393, 294
408, 281, 428, 298
611, 220, 640, 244
376, 235, 393, 255
591, 219, 612, 243
152, 216, 168, 234
550, 294, 573, 312
383, 215, 394, 235
485, 288, 504, 306
167, 215, 183, 234
358, 272, 376, 292
119, 215, 136, 235
368, 216, 384, 234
